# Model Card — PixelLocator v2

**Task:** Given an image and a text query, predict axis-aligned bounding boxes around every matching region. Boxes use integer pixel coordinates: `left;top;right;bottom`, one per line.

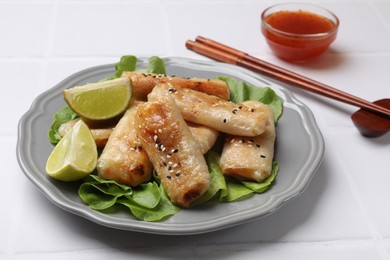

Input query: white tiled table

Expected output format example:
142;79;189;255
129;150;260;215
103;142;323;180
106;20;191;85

2;0;390;259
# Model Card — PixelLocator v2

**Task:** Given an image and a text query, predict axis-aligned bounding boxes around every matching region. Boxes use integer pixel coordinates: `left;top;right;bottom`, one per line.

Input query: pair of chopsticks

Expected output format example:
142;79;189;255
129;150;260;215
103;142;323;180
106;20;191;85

185;36;390;118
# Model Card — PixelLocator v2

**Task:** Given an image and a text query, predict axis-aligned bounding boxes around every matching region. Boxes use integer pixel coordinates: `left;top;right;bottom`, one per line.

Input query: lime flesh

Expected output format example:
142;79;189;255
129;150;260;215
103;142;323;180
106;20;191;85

46;120;97;181
64;77;132;120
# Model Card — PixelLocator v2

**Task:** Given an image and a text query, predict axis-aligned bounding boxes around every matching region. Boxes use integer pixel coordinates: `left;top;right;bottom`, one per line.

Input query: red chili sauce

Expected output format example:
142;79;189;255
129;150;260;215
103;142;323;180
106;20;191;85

262;10;338;61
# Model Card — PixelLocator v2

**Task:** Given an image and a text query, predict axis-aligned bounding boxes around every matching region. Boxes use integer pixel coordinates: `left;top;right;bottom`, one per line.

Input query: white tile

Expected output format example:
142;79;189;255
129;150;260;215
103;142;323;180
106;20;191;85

165;1;270;56
169;1;390;58
192;137;373;243
373;1;390;30
52;2;166;57
14;146;371;253
14;183;194;253
256;54;390;130
290;1;390;54
385;241;390;257
39;58;117;93
14;184;107;253
0;3;53;57
0;60;43;135
197;241;382;260
286;54;390;101
15;184;207;254
167;2;390;130
11;247;195;260
4;1;390;259
9;239;387;260
10;131;387;260
0;137;27;254
13;133;371;252
329;132;390;237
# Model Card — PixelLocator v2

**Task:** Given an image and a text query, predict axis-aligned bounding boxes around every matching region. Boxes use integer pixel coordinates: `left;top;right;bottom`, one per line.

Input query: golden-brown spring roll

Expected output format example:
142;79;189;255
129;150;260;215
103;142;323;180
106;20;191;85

121;71;230;100
186;122;219;154
97;101;153;187
58;119;114;147
219;101;276;182
148;83;269;137
59;119;217;153
135;95;210;208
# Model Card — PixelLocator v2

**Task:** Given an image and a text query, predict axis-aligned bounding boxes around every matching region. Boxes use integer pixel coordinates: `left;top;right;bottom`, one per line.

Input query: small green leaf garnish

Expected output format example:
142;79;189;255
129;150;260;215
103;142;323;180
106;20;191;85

48;106;79;144
115;55;137;77
146;56;166;75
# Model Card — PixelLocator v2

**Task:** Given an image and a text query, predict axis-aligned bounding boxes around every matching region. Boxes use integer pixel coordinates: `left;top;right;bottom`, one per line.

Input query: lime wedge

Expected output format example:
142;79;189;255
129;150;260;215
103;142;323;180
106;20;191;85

46;120;97;181
64;77;132;120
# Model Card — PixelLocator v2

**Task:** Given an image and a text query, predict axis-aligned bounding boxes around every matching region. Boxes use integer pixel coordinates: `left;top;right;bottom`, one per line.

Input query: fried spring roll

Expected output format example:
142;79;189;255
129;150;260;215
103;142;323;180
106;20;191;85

121;71;230;100
135;95;210;208
219;101;276;182
58;119;113;147
59;119;216;153
186;122;219;154
148;83;269;137
97;101;153;187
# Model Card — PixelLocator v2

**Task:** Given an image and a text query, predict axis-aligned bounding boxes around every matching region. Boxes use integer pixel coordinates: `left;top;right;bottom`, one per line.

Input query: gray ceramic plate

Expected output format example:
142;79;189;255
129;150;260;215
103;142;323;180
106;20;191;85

17;57;324;235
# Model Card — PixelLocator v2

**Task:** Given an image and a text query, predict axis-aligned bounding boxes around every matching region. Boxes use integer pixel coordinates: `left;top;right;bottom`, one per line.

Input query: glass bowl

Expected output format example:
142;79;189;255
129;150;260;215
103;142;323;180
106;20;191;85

261;3;339;62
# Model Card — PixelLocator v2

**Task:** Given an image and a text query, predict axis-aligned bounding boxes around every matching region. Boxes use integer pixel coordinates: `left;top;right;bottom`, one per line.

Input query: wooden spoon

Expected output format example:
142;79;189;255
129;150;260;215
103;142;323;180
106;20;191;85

351;99;390;137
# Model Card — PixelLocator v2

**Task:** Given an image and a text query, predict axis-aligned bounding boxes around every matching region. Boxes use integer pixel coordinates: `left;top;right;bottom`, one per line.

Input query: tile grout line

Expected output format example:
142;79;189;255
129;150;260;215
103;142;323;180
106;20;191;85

369;1;390;35
2;135;19;258
36;0;60;94
45;0;59;59
4;181;31;257
8;238;389;257
5;1;60;256
2;52;390;61
329;136;390;259
39;0;60;88
159;0;174;56
0;0;159;3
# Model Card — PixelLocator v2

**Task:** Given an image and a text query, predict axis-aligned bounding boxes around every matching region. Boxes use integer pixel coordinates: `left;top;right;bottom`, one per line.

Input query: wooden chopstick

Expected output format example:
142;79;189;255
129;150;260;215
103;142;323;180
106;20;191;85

185;36;390;118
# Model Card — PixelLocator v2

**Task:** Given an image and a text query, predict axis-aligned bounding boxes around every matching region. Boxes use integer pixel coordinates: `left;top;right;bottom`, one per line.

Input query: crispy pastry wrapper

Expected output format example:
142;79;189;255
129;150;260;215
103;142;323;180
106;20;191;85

135;95;210;208
97;101;153;187
122;71;230;101
220;101;276;183
148;83;269;137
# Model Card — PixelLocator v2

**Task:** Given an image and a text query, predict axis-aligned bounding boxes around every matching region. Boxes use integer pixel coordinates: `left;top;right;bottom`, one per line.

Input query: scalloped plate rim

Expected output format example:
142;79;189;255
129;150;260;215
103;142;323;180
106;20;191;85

17;56;324;235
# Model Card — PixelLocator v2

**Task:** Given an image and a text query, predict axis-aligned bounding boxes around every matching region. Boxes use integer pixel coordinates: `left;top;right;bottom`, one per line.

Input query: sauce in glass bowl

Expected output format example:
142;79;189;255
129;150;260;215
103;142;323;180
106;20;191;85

261;3;339;62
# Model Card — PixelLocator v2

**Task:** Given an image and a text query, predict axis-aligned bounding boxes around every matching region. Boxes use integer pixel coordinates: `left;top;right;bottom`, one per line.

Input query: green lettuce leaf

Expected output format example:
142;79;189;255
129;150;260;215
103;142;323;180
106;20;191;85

78;175;133;210
118;183;180;222
146;56;166;75
82;174;133;196
115;55;137;77
193;151;227;205
78;175;179;221
126;182;160;208
193;153;279;204
221;177;254;202
101;55;165;81
78;185;121;211
218;161;279;202
99;55;137;81
217;76;283;121
242;161;279;193
48;106;79;144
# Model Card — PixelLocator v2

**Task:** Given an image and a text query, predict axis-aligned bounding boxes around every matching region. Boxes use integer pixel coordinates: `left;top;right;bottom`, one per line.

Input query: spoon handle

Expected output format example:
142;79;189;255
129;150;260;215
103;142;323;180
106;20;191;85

187;37;390;118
